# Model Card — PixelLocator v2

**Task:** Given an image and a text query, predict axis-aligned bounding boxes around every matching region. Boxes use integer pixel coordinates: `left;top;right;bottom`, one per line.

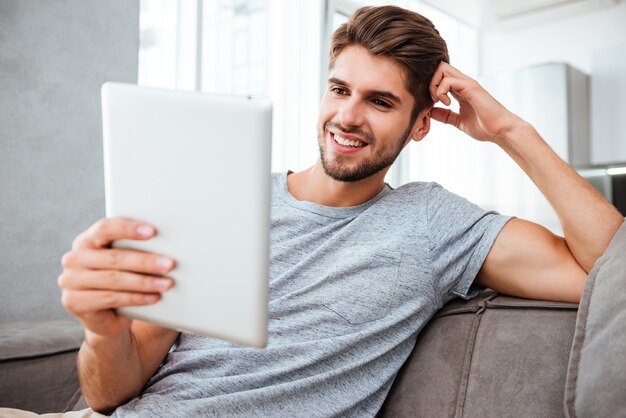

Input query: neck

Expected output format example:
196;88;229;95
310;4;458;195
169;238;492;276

287;160;388;207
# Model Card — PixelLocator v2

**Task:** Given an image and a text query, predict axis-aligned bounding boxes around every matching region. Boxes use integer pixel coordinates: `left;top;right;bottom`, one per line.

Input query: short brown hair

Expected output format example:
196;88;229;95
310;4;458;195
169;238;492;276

329;6;449;122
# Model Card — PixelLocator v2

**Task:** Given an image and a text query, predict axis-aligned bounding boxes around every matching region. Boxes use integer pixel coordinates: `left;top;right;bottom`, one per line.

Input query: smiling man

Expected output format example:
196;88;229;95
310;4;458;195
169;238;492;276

5;5;622;418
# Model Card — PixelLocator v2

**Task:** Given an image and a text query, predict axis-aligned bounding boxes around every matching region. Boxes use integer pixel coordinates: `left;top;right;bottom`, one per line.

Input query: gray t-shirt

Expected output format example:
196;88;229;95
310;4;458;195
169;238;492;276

113;172;511;417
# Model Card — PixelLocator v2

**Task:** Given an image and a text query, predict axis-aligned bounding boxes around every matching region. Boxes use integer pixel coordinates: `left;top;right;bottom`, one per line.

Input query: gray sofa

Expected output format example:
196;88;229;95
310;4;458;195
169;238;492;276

0;291;577;416
0;320;85;413
379;291;578;417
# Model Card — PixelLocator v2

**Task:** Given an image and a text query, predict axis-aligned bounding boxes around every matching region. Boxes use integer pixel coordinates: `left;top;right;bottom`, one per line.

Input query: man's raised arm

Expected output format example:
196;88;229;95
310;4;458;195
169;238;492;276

428;62;624;302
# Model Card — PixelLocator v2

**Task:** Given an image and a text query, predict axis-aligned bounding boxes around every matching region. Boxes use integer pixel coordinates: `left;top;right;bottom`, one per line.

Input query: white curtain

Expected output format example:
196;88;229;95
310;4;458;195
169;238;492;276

266;0;323;173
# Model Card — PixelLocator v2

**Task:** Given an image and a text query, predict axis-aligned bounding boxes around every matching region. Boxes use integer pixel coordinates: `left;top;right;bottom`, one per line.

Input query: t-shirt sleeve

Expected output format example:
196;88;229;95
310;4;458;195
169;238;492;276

426;183;512;305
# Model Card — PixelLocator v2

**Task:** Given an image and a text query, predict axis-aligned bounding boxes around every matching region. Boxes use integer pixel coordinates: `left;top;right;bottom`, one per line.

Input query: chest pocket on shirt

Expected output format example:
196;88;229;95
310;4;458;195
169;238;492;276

322;250;400;325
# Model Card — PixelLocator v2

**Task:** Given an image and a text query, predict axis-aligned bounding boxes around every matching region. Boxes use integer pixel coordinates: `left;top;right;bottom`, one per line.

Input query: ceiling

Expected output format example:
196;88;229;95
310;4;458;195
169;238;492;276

420;0;620;29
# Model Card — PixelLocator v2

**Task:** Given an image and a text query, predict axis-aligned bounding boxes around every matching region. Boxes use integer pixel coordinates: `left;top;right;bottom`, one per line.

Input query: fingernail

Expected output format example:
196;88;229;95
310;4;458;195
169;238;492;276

153;278;171;290
137;225;154;237
144;294;159;303
156;257;174;271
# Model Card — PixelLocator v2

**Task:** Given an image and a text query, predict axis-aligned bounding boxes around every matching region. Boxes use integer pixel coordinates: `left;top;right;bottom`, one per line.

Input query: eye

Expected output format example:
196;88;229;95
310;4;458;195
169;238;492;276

331;87;348;95
372;98;392;108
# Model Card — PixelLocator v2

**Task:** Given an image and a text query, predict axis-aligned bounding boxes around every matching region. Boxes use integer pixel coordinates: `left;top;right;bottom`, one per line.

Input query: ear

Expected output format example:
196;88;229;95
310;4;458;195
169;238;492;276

409;107;432;142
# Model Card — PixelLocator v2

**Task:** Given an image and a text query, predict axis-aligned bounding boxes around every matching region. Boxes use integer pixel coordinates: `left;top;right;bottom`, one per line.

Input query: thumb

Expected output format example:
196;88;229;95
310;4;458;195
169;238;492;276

431;107;460;128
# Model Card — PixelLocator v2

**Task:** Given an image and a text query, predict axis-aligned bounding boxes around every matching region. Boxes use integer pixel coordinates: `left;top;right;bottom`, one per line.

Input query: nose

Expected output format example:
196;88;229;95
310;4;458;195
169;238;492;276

338;97;365;128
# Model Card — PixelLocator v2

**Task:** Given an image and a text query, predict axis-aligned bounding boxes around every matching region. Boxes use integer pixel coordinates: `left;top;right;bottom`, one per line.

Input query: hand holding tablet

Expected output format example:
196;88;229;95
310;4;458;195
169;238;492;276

96;83;272;347
59;218;177;340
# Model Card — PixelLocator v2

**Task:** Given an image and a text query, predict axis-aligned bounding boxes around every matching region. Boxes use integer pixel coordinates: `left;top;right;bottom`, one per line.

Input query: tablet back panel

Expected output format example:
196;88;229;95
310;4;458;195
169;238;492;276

102;83;271;347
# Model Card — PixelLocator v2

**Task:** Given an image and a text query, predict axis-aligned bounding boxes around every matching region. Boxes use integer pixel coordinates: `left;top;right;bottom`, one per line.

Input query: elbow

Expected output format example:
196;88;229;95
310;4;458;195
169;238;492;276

582;216;625;273
79;373;140;414
579;255;598;275
82;394;120;415
82;390;136;415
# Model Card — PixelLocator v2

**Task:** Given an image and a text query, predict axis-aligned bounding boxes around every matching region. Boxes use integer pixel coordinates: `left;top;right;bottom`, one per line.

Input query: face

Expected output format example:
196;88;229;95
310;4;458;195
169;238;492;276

318;44;428;183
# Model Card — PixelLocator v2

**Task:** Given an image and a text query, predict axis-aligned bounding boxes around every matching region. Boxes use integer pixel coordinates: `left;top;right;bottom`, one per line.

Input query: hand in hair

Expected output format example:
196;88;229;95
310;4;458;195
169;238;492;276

428;62;526;145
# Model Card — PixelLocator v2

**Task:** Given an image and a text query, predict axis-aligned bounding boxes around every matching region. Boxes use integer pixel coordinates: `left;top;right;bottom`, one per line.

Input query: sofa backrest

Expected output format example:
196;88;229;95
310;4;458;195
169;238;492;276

0;0;139;321
379;291;578;418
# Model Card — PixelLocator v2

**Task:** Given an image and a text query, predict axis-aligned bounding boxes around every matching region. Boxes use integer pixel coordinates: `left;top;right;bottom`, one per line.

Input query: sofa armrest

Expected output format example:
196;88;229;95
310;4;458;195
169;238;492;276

0;320;84;413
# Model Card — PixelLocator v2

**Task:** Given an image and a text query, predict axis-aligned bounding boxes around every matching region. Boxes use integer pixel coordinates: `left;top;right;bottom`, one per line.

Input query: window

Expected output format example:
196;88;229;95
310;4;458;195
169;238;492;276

139;0;266;94
138;0;178;89
138;0;321;173
201;0;267;96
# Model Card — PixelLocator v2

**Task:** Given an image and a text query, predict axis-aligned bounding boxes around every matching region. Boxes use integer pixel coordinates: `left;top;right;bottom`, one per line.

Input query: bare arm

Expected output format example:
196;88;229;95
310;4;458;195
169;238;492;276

490;121;623;272
428;62;623;301
59;218;180;412
76;321;179;413
476;218;587;303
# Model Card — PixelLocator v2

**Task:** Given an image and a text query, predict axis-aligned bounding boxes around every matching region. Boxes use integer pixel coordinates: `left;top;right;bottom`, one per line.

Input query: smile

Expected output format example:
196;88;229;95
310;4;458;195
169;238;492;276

333;134;366;148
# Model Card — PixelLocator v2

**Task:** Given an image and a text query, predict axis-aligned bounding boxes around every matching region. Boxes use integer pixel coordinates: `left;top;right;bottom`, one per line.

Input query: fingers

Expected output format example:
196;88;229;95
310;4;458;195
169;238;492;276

431;107;460;128
60;217;178;335
432;76;476;106
58;269;174;294
73;218;156;250
62;248;175;276
429;62;475;105
62;289;162;316
434;77;454;106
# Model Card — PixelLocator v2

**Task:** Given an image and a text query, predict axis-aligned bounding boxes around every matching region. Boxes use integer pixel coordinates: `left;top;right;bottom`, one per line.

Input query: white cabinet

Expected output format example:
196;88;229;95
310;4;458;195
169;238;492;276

591;42;626;165
481;63;590;167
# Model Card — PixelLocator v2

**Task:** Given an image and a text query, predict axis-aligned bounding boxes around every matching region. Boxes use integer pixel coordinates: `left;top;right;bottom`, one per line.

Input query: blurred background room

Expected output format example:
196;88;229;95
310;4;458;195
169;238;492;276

1;1;625;412
138;0;626;235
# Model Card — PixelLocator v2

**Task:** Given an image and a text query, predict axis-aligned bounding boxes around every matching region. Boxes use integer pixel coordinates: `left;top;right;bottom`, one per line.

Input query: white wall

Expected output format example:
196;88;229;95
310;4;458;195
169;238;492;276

481;1;626;75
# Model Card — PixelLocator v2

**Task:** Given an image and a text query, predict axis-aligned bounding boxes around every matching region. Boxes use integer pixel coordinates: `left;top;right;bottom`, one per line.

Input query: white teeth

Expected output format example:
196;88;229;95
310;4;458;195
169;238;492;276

334;134;365;147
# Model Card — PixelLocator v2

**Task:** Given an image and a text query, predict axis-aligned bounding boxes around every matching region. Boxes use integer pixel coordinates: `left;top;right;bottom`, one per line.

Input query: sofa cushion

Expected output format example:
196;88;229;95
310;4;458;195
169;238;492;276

564;219;626;417
0;320;84;413
0;320;84;361
379;291;578;418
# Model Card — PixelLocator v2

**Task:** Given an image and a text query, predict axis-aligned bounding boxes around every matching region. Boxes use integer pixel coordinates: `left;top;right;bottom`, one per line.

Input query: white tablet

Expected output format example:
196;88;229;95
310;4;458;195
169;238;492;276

101;82;272;348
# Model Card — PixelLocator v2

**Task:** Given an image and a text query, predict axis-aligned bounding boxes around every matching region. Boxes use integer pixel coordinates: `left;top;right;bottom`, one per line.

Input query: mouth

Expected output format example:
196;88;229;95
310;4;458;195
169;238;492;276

329;132;368;154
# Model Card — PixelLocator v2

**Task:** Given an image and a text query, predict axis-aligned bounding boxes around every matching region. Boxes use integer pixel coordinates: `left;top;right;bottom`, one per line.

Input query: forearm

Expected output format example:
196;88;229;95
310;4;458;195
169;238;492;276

78;329;146;413
495;121;624;272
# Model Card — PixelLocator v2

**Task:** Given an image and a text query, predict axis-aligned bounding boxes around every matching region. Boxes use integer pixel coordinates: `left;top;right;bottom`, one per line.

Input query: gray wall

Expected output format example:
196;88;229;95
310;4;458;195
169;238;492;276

0;1;139;321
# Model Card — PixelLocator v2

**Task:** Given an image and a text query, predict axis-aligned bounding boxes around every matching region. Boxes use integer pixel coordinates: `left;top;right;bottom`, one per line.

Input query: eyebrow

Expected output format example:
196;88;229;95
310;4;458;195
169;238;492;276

328;77;403;105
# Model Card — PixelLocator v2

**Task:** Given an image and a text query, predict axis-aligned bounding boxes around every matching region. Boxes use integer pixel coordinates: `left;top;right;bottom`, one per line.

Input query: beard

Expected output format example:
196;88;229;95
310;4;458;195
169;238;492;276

318;121;413;183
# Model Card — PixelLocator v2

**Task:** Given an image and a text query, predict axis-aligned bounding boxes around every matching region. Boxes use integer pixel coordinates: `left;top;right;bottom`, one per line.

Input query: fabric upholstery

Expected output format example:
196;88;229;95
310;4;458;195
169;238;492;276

0;321;84;361
564;219;626;418
379;291;578;418
0;293;585;415
0;320;84;413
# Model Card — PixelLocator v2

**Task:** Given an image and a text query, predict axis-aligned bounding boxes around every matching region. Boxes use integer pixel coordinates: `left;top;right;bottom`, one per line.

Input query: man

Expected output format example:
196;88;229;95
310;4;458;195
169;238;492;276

27;5;624;417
